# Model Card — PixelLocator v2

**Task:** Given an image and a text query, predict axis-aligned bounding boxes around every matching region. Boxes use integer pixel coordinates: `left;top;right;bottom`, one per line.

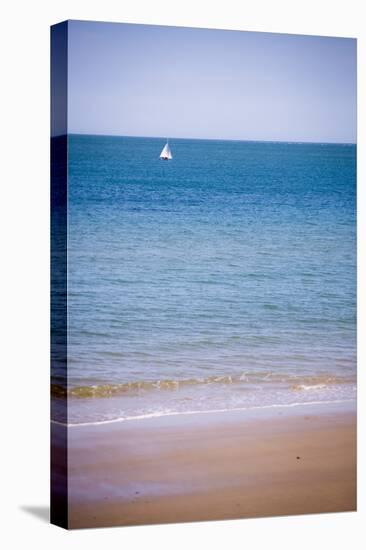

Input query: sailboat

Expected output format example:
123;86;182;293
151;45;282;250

160;140;173;160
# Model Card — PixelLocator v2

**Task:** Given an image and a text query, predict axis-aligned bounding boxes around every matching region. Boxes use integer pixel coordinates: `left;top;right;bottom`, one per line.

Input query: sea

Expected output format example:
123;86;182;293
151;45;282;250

51;135;356;425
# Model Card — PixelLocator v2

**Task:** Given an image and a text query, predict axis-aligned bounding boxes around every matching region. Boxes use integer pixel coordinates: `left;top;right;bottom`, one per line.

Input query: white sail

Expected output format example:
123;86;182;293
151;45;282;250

160;142;172;160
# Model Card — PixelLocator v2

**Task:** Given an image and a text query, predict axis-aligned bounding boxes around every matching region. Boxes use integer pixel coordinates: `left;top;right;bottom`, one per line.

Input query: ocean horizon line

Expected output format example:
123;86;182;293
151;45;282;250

52;132;356;146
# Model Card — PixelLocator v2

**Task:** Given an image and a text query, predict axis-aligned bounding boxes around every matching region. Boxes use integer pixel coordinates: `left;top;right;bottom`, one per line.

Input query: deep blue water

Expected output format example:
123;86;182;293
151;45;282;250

58;135;356;423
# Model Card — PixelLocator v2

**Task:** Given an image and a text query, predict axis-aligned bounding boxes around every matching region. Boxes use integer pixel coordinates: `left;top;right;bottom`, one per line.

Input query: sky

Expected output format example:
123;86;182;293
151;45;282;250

64;20;356;143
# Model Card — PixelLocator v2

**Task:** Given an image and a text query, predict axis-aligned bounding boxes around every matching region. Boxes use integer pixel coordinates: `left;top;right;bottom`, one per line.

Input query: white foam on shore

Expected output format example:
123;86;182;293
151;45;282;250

51;398;356;428
293;383;327;391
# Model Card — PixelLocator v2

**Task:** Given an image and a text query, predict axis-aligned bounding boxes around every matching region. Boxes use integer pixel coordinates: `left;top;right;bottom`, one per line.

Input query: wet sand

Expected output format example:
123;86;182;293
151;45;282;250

66;403;356;529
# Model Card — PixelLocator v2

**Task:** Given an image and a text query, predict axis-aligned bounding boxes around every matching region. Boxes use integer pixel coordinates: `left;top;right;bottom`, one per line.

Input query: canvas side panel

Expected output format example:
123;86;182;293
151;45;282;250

50;20;68;530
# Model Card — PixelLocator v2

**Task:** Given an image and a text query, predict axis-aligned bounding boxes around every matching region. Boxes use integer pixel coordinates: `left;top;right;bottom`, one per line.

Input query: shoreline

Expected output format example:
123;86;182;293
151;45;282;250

65;400;356;528
53;396;356;427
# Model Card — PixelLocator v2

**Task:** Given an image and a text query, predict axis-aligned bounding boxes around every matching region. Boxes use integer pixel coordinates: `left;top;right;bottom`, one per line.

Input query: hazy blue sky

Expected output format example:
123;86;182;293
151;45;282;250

66;20;356;143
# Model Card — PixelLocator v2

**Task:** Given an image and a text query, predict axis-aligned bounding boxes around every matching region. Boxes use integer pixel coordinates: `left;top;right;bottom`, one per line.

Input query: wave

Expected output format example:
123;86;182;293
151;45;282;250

291;383;327;391
51;371;355;399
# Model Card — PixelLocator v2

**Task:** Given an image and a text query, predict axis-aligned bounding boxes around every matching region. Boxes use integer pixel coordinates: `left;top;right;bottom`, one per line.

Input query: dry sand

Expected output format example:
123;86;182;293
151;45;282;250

66;403;356;529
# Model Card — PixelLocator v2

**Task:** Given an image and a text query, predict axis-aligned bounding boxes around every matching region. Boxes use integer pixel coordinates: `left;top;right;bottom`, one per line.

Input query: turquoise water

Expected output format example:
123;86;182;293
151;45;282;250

54;135;356;424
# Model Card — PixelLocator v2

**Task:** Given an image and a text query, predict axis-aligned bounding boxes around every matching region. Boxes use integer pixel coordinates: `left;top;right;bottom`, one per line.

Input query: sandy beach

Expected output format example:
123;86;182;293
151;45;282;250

64;402;356;529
